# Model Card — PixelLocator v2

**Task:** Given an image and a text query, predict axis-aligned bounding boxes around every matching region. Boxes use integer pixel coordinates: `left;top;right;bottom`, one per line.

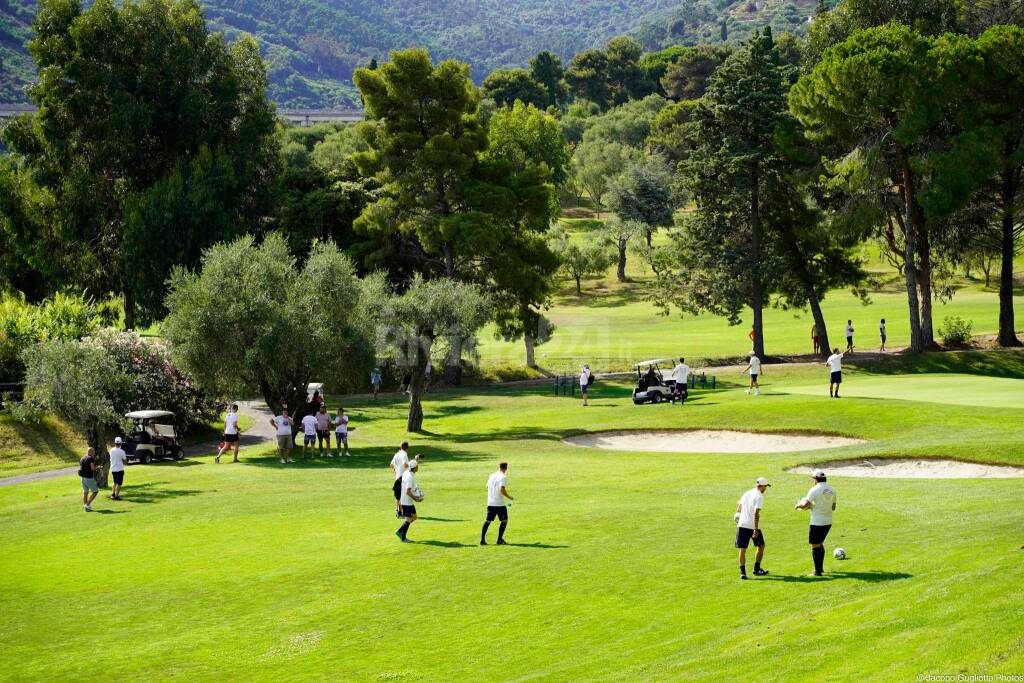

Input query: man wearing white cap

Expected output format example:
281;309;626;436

735;477;771;579
481;462;514;545
796;469;837;576
395;459;423;543
109;437;128;501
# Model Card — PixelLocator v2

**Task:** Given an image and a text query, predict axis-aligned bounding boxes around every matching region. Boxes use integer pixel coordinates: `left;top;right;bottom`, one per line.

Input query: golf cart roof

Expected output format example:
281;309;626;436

636;358;675;368
125;410;175;420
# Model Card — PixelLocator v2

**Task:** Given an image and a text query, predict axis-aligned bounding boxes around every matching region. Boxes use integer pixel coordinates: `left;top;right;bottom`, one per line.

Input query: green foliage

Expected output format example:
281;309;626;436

605;154;677;229
939;315;974;346
484;101;570;186
163;233;374;414
528;51;568;109
566;36;651;110
482;68;548;109
0;291;103;383
548;224;614;295
660;45;732;100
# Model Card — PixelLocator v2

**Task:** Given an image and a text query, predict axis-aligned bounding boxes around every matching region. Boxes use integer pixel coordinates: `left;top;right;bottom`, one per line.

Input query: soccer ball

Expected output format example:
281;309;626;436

833;547;846;560
413;486;424;500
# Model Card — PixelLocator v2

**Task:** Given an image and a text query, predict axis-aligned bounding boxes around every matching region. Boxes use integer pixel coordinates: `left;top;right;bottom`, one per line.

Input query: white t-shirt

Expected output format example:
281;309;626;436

879;323;886;336
224;412;239;435
391;450;409;481
826;353;843;372
487;471;507;507
736;487;763;529
335;414;349;433
580;369;591;387
748;356;761;375
301;415;318;436
273;416;292;436
672;363;691;384
846;324;854;337
400;470;418;505
109;447;127;473
806;482;837;526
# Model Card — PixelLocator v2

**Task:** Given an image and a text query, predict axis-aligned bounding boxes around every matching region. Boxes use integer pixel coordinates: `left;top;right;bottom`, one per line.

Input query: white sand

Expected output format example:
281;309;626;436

563;430;865;454
790;459;1024;479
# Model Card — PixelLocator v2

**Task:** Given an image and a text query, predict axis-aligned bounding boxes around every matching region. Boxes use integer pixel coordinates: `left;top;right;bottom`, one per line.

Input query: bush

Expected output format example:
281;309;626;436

0;292;103;383
939;316;974;347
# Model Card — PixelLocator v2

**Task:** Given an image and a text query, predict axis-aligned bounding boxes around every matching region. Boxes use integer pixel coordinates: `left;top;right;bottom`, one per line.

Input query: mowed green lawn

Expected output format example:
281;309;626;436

786;372;1024;408
1;352;1023;680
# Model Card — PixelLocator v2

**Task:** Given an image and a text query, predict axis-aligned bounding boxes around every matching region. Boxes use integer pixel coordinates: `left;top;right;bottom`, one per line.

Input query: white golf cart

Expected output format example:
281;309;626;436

122;410;183;463
632;359;678;405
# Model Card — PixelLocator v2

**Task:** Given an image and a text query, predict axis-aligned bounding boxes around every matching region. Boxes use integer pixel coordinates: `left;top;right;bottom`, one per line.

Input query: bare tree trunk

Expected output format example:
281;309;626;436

616;239;627;282
123;287;135;331
89;424;110;488
998;169;1022;346
524;332;536;368
443;337;463;386
575;275;582;295
407;342;430;432
897;149;924;352
916;213;937;349
778;221;831;357
750;175;765;359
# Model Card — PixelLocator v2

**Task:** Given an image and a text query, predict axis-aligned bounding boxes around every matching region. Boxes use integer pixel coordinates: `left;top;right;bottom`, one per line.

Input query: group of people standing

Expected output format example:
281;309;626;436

269;404;351;464
811;318;888;356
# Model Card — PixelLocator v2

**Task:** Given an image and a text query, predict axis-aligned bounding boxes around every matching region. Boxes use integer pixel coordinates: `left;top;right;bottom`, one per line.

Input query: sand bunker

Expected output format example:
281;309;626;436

563;430;865;454
790;459;1024;479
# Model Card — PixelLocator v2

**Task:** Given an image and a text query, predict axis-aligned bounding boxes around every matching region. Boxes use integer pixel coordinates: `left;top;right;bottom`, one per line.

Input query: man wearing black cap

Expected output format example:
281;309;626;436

735;477;771;579
796;469;837;576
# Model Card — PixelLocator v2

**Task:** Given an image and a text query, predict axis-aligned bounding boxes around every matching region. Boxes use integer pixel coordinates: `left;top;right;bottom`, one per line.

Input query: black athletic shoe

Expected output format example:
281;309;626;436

480;540;487;545
753;568;769;576
740;574;748;580
496;539;507;545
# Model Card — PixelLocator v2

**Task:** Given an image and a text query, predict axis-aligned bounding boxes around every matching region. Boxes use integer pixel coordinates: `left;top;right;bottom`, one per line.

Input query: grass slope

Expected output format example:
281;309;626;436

1;351;1022;679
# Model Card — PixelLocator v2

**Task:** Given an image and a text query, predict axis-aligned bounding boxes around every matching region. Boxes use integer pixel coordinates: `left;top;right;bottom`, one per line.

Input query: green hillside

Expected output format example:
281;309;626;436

0;0;816;107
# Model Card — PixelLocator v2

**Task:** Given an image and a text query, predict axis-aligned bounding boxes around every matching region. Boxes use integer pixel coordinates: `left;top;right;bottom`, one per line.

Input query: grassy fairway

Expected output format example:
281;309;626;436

786;373;1024;408
1;352;1023;680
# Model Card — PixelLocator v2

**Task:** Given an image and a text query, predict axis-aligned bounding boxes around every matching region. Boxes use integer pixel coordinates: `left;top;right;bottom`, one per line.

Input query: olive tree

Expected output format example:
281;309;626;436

163;233;374;415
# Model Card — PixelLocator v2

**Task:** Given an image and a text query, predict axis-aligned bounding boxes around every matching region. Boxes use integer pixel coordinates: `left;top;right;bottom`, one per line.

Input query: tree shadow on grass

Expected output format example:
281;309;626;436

119;481;204;505
762;570;912;584
241;445;492;470
147;459;202;468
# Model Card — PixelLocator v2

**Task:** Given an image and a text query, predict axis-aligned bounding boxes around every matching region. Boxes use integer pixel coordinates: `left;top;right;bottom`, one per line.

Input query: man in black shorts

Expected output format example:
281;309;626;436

796;469;837;576
396;459;423;543
390;442;411;518
734;477;770;579
481;462;514;545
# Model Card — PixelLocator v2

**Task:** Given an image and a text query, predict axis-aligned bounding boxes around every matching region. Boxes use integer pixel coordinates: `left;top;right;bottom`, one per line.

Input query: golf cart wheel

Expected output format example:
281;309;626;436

172;448;184;461
651;393;662;404
141;453;152;464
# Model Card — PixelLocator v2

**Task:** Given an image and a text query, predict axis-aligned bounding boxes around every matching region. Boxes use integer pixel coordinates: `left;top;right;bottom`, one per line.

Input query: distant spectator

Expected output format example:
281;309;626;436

879;318;887;352
301;411;318;459
270;409;294;464
315;405;331;457
335;407;350;457
79;447;100;512
811;323;819;356
370;368;382;400
742;351;762;396
216;403;241;464
109;437;127;501
580;364;592;407
845;320;854;353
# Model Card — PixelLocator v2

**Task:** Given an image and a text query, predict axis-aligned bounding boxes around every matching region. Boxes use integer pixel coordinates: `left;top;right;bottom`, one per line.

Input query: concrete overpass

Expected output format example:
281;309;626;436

0;104;363;126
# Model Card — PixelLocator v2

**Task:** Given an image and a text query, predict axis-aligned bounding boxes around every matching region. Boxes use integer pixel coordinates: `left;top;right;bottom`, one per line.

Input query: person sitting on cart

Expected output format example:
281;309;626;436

644;366;659;388
146;420;169;446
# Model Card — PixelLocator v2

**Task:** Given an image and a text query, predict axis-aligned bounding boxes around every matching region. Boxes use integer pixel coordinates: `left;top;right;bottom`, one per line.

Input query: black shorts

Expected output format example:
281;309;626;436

880;335;886;343
486;505;509;522
735;527;765;549
847;336;853;346
401;505;417;516
809;524;832;545
392;478;402;500
112;471;125;486
830;371;842;384
750;374;758;382
223;433;239;443
316;429;329;443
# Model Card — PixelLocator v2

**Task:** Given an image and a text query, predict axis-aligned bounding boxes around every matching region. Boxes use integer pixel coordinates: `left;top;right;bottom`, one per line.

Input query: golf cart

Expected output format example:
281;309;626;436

122;410;183;463
632;359;678;405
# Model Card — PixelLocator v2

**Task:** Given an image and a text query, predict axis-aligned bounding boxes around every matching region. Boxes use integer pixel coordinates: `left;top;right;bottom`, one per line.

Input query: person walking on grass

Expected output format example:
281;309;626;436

879;318;887;352
315;405;332;457
79;447;100;512
796;470;837;577
826;347;844;398
580;364;592;406
742;351;761;396
109;437;127;501
300;411;318;459
735;477;771;579
671;357;691;405
481;462;514;545
270;409;295;464
216;403;241;464
334;407;350;457
370;367;382;400
748;326;756;350
396;459;423;543
390;442;412;518
811;323;819;356
845;320;855;353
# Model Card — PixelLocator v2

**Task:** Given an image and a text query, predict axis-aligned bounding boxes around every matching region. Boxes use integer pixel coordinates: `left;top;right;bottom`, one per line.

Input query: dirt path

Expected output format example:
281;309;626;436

0;400;277;488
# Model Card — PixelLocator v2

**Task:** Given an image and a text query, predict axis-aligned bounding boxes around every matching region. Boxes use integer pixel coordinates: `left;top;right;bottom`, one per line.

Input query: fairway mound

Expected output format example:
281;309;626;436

563;430;865;454
789;459;1024;479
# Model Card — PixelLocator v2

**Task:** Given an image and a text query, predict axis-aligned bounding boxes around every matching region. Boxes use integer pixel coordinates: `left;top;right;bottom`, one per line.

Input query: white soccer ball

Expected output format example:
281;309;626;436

413;486;424;500
833;547;846;560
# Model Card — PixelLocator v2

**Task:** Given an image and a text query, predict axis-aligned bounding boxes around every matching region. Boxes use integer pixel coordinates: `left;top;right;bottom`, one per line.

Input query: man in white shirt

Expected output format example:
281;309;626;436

268;409;294;464
315;405;332;457
580;364;592;406
845;319;855;352
334;407;350;457
825;348;844;398
742;351;762;396
481;462;514;545
879;318;887;352
395;459;423;543
390;442;412;518
109;437;128;501
735;477;770;579
671;357;691;405
796;470;837;577
300;412;318;459
216;403;241;464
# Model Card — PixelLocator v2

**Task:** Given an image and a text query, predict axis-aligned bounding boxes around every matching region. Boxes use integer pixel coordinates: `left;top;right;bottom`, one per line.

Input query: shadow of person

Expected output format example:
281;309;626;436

500;542;569;549
412;539;477;548
761;570;911;584
94;509;128;515
416;517;467;523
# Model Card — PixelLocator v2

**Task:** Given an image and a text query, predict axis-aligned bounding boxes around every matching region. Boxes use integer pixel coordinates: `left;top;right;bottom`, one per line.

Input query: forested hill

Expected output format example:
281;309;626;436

0;0;817;108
